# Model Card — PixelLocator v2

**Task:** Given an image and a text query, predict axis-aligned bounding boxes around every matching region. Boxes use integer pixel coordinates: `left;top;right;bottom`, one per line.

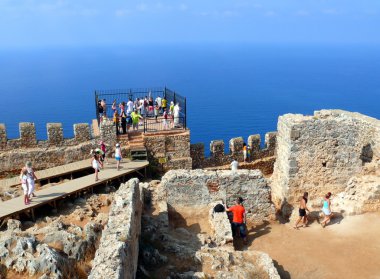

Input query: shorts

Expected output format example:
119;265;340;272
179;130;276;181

132;122;138;128
231;222;247;238
322;208;331;216
115;156;121;161
299;208;306;217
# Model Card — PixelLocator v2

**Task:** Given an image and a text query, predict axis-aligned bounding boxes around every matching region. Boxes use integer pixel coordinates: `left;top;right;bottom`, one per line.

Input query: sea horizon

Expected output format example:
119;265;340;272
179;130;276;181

1;43;380;153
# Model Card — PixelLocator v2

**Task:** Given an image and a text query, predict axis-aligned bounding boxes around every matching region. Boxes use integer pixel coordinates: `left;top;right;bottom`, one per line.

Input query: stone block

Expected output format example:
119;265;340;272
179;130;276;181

0;123;7;149
210;140;224;157
19;122;37;147
74;123;91;143
248;134;261;152
47;123;63;145
265;132;277;150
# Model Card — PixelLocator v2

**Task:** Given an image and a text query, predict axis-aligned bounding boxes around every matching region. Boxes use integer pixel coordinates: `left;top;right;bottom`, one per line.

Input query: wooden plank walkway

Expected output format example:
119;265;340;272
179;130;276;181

0;159;96;191
0;160;148;221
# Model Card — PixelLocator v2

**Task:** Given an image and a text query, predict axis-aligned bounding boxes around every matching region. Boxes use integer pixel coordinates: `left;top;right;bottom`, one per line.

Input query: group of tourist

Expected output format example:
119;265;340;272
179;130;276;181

222;191;335;245
90;141;123;181
294;191;333;229
97;95;181;134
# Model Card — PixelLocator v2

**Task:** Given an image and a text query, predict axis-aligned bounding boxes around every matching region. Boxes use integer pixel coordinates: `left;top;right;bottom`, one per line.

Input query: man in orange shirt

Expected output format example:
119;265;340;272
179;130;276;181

226;197;247;244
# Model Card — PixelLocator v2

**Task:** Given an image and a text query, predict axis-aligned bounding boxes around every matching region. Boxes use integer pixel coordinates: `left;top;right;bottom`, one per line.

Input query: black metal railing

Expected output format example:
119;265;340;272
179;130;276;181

144;116;186;133
95;87;187;134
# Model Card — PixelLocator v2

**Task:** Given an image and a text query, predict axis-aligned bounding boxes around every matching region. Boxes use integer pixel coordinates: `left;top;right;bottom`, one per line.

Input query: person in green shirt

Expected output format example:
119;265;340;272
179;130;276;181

161;97;167;113
131;109;143;131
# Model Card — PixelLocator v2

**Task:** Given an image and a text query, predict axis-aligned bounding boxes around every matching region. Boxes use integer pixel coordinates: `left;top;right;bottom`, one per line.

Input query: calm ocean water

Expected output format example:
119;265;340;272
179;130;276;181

1;44;380;153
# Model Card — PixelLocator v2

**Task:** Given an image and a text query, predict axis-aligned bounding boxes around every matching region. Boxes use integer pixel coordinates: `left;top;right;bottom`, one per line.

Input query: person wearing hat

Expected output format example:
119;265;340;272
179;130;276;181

115;143;122;171
226;197;247;244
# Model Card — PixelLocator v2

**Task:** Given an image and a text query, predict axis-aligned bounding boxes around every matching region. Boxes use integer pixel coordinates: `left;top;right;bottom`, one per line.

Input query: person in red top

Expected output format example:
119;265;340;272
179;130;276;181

226;197;247;244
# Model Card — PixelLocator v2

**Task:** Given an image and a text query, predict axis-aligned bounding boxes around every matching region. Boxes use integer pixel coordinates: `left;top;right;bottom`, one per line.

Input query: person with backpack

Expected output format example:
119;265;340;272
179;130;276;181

226;197;248;244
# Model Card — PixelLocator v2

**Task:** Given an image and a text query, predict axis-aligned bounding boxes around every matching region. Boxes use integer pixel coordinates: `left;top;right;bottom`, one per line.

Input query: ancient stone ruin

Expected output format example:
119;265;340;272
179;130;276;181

1;109;380;278
271;109;380;216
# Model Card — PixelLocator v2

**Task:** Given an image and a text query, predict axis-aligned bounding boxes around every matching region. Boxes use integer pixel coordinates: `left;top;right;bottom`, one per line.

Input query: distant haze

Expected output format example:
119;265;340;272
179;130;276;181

0;0;380;48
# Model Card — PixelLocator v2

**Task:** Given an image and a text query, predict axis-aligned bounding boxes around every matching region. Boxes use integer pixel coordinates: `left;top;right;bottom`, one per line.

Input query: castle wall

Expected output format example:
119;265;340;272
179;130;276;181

271;110;380;215
190;132;277;169
161;169;274;224
0;122;95;173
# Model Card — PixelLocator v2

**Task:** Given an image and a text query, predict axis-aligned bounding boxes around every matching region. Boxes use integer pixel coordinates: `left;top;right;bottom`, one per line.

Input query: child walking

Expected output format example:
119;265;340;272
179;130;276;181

20;168;30;205
115;143;122;170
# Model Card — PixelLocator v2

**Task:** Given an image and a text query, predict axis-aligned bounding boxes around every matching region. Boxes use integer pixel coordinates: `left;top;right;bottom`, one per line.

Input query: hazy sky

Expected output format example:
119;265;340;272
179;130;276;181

1;0;379;47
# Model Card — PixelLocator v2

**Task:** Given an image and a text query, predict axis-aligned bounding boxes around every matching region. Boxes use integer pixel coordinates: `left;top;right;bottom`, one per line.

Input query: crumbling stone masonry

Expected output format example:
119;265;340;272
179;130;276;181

89;178;143;279
271;110;380;215
143;131;192;171
0;122;96;173
160;169;275;224
190;132;277;169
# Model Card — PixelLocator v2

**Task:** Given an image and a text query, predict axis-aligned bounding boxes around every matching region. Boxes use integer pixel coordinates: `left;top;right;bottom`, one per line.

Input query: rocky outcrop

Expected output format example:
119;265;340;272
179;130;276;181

89;178;143;279
0;219;73;279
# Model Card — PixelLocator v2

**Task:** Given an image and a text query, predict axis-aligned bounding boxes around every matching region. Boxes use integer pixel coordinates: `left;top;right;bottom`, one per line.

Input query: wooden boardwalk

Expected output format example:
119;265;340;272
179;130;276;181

0;160;148;222
0;158;95;191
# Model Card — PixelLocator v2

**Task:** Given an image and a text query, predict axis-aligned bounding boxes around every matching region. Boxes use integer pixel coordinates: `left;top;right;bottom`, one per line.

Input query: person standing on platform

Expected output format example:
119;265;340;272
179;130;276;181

131;109;143;131
154;101;159;122
100;141;107;164
247;145;251;162
115;143;122;171
243;143;247;162
20;168;30;205
173;103;180;127
126;98;134;115
163;108;169;130
25;161;37;199
113;110;120;135
155;95;162;113
120;109;127;134
92;153;102;181
161;96;167;113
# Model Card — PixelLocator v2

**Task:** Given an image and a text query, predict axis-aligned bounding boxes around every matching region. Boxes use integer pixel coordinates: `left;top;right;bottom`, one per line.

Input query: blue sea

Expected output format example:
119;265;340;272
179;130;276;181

1;44;380;153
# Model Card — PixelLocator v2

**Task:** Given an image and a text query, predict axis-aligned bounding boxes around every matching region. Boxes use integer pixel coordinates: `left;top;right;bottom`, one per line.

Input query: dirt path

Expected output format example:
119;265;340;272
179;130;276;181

248;213;380;279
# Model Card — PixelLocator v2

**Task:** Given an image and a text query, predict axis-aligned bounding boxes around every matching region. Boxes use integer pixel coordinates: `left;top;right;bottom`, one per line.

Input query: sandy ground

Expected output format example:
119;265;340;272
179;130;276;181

248;213;380;279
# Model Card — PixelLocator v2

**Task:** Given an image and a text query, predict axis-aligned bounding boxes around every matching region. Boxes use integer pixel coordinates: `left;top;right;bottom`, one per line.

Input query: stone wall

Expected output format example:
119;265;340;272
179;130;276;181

271;110;380;215
161;169;274;224
190;132;277;169
144;131;192;171
89;178;143;279
0;121;96;173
